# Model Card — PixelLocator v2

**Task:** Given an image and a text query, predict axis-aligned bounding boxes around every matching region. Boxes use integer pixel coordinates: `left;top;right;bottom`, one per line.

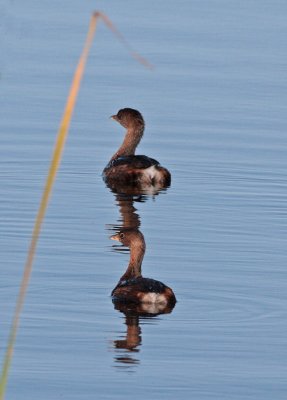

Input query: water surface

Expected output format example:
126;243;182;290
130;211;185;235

1;1;287;399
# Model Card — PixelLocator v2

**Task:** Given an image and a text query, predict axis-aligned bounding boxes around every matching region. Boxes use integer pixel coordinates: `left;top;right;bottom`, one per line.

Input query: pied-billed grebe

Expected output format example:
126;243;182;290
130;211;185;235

110;229;176;306
103;108;171;187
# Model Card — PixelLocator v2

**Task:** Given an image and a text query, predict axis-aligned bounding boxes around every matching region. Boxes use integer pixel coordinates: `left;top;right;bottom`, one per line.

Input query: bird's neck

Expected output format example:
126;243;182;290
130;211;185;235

119;242;145;281
111;125;144;161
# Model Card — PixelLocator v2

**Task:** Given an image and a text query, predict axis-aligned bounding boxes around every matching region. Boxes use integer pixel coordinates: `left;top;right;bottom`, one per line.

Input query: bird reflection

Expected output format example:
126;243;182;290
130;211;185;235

113;302;174;368
112;192;143;230
113;308;141;367
107;186;176;368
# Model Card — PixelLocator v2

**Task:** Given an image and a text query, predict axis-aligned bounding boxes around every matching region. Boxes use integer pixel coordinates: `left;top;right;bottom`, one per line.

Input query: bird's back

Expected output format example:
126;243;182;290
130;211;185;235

112;277;176;305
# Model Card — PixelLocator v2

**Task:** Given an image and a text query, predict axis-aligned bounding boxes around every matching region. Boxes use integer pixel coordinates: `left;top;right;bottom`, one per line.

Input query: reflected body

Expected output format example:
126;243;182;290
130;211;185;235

113;302;175;366
103;108;171;192
110;229;176;307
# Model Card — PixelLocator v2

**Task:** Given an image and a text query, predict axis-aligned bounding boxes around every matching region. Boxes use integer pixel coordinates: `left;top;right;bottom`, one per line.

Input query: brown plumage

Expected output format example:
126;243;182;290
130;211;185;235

110;229;176;307
103;108;171;189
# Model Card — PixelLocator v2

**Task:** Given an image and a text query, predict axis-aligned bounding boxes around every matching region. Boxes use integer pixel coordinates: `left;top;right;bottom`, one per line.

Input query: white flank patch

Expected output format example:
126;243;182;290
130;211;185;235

143;166;161;181
141;293;168;305
141;302;167;314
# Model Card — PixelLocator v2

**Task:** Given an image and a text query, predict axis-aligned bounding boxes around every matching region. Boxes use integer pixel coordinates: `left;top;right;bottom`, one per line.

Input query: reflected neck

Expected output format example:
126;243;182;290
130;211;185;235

120;240;145;281
111;125;144;161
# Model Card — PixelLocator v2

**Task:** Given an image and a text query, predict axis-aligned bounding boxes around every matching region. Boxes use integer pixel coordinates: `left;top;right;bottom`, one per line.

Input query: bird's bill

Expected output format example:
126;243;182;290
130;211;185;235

110;233;120;241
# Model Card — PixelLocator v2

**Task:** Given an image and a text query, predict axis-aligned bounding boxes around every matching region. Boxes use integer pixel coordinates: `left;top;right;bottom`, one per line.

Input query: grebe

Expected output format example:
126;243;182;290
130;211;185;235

103;108;171;188
110;229;176;306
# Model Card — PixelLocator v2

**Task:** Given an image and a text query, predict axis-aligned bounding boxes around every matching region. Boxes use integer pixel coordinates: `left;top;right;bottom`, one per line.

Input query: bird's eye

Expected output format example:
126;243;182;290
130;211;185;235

120;233;125;239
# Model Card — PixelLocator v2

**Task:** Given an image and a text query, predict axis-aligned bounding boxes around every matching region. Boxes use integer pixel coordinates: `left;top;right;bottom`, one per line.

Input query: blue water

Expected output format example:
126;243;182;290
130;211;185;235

1;1;287;399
